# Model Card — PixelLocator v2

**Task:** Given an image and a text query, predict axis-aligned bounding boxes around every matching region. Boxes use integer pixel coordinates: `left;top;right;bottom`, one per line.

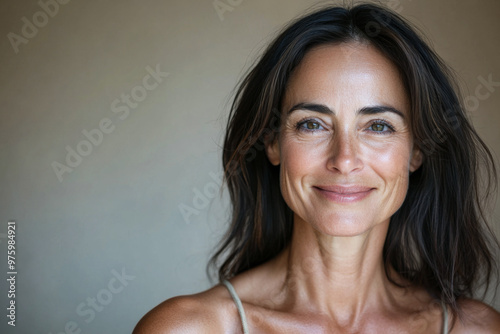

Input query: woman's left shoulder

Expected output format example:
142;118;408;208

450;299;500;333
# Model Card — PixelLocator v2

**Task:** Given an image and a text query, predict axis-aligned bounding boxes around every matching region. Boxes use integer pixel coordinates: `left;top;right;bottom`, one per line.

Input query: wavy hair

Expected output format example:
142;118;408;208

208;2;498;318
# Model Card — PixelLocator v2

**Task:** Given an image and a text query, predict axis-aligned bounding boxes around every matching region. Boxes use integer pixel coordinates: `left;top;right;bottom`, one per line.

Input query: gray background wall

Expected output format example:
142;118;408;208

0;0;499;333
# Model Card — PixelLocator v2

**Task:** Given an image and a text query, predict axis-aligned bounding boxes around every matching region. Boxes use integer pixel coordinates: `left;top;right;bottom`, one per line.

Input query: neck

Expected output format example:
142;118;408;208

277;214;396;324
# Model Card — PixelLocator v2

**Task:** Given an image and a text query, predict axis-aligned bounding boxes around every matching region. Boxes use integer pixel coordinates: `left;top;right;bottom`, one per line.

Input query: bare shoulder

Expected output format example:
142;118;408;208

133;283;239;334
450;299;500;333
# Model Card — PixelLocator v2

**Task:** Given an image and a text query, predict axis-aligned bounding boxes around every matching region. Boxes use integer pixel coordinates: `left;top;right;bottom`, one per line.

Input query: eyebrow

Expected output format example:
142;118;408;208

287;102;405;119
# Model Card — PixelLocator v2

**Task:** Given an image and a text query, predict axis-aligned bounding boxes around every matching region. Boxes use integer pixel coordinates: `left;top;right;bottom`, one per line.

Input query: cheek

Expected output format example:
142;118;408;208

278;138;326;211
279;138;327;178
364;136;413;174
367;142;413;206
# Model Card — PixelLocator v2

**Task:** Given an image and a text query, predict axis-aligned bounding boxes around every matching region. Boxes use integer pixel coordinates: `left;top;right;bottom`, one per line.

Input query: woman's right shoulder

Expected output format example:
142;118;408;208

133;282;239;334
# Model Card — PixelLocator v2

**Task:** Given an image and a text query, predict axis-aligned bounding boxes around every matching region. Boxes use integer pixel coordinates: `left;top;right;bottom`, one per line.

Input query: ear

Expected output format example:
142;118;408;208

265;135;280;166
409;145;423;172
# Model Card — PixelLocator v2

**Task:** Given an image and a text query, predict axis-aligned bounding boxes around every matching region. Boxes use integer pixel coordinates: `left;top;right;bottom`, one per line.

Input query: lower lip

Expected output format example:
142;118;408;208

314;187;374;203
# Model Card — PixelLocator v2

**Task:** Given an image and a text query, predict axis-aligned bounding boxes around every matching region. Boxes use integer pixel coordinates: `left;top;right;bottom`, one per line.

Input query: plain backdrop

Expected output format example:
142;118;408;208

0;0;499;332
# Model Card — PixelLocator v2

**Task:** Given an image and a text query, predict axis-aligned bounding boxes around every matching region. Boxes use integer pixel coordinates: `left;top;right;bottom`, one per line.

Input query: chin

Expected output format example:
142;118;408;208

316;223;374;237
309;213;380;237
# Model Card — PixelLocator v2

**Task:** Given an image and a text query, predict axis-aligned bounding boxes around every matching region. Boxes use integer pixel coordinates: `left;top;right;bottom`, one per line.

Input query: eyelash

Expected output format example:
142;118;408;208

366;118;396;134
295;118;396;134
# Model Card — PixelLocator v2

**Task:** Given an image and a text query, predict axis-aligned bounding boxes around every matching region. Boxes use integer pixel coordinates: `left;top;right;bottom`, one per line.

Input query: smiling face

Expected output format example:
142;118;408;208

266;42;423;236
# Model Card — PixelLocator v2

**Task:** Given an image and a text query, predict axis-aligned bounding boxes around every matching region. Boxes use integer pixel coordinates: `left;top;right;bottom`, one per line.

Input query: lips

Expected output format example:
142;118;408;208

314;185;374;193
313;185;374;203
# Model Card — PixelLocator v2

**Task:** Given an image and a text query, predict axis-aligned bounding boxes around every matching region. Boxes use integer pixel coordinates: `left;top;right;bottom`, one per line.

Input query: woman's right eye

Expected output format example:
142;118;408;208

297;119;323;131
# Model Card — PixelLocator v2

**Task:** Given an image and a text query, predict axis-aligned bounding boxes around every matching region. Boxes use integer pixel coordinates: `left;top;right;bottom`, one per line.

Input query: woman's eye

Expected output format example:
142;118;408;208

306;121;320;129
297;120;323;131
371;123;386;131
368;121;394;133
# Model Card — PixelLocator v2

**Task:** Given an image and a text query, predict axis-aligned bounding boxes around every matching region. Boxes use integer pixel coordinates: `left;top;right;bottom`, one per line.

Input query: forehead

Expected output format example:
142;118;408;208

283;42;409;115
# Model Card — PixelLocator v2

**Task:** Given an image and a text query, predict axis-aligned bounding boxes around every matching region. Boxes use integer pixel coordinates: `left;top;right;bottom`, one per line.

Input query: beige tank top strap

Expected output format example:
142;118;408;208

222;279;249;334
441;301;449;334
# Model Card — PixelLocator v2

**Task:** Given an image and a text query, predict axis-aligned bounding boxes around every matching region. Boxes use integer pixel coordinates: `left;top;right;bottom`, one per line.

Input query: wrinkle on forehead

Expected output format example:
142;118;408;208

282;42;409;120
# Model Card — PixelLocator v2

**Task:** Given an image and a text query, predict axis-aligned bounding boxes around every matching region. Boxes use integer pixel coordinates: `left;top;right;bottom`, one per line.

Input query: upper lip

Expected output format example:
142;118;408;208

314;185;374;194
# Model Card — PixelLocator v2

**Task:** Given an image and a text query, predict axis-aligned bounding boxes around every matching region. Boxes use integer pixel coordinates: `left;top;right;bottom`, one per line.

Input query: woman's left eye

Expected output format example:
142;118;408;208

368;121;394;133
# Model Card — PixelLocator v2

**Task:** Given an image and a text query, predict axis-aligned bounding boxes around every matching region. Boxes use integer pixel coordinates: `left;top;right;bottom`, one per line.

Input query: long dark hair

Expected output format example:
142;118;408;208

208;2;498;318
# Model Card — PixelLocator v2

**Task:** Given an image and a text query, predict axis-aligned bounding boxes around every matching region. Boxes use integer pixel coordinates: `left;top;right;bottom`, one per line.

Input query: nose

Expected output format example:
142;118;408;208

326;130;363;174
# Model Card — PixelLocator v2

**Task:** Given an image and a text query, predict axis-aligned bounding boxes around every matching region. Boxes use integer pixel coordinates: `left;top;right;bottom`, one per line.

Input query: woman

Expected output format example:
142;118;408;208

135;3;500;333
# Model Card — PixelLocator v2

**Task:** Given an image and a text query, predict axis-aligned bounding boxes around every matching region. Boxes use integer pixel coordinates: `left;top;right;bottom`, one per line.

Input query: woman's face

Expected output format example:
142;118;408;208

266;42;422;236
